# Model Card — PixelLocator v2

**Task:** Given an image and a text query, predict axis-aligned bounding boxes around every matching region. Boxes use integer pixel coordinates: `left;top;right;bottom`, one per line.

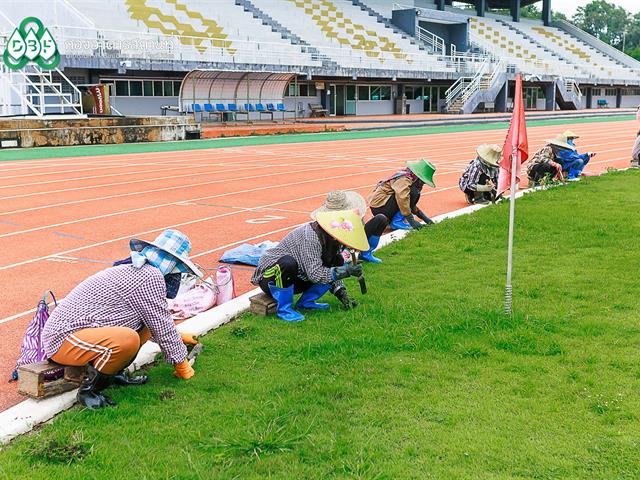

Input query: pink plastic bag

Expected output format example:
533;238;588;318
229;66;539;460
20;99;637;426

169;278;217;320
215;266;235;305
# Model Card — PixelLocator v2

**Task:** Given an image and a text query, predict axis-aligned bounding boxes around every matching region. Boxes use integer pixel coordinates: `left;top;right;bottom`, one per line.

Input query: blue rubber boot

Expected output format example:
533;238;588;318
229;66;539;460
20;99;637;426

296;283;331;310
390;211;411;230
360;235;382;263
268;283;305;322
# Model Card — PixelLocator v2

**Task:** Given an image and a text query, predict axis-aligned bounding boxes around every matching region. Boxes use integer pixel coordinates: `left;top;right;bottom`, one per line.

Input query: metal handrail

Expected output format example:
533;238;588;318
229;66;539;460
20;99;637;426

417;25;445;55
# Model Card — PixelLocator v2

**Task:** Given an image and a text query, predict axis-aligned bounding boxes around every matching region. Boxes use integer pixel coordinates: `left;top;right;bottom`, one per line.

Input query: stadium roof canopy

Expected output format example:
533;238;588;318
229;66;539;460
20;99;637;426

453;0;540;7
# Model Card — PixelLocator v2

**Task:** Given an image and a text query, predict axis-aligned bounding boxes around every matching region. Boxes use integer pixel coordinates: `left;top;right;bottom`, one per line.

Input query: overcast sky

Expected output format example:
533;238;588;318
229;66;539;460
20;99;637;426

553;0;640;17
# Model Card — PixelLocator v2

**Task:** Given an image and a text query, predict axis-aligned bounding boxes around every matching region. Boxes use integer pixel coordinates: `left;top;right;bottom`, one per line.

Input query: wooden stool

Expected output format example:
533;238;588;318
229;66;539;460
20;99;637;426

17;361;86;399
249;292;277;316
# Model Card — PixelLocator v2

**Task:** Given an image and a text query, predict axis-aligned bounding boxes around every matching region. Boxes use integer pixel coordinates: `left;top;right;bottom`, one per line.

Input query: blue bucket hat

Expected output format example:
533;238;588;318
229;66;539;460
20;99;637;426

129;229;203;278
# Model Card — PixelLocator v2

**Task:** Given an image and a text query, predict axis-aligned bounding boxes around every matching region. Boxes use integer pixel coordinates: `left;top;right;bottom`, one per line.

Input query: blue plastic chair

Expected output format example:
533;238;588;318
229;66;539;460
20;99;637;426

255;103;273;120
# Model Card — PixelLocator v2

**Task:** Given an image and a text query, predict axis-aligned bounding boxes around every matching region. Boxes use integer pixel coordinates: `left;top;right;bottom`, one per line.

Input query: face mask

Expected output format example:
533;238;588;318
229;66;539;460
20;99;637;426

164;273;182;299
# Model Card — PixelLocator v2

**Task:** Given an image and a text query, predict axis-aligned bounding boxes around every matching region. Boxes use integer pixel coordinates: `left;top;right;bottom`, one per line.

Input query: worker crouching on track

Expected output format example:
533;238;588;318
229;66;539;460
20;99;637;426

311;190;388;264
459;144;501;205
251;210;368;322
42;230;201;410
555;130;596;181
368;159;436;231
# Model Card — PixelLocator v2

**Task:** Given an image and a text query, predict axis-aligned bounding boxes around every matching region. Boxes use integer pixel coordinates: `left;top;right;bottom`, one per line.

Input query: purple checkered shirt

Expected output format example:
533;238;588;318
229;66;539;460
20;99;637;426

42;264;187;365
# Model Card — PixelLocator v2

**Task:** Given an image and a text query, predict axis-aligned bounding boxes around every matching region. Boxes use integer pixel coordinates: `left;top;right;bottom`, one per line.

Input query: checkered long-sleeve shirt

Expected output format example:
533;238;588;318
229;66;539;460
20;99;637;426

42;264;187;365
251;223;343;288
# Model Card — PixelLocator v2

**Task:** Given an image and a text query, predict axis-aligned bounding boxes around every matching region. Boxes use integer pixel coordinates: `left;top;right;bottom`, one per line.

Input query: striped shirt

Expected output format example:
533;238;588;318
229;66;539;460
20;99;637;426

251;223;343;288
459;157;498;192
42;264;187;365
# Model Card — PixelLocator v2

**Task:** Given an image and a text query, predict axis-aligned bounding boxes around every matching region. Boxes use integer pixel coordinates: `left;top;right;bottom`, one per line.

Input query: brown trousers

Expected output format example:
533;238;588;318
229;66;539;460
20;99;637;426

51;327;151;375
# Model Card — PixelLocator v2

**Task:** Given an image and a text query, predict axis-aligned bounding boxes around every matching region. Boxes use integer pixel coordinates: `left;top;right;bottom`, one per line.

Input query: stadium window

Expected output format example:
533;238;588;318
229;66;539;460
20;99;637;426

591;88;601;96
308;84;317;96
129;81;143;96
115;80;129;96
154;81;164;96
287;84;297;96
174;81;182;94
380;86;391;101
143;80;153;96
299;84;309;96
346;85;356;101
358;85;370;101
605;88;617;96
370;86;382;101
164;81;174;97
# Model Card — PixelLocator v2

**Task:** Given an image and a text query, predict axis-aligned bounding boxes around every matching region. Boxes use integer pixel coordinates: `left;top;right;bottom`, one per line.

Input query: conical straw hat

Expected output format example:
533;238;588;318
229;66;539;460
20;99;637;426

406;159;436;188
315;210;369;251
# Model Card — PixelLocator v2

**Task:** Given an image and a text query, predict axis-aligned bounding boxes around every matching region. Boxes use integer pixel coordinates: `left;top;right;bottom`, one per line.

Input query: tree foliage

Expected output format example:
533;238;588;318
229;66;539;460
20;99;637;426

572;0;630;49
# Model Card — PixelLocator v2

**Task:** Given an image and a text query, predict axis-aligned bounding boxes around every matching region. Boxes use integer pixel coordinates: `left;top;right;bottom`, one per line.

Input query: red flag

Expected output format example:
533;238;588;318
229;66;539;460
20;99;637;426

497;74;528;195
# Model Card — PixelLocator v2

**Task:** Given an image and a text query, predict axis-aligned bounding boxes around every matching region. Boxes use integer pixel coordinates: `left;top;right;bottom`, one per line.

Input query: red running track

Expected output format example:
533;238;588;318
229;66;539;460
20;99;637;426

0;119;635;411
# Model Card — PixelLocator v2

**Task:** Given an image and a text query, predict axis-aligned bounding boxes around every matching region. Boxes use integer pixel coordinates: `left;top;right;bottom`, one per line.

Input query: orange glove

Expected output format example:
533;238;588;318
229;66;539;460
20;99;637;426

173;360;195;379
179;332;198;346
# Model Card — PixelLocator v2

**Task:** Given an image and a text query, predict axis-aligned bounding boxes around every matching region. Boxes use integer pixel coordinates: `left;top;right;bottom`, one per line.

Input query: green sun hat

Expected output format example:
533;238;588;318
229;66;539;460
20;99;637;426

315;210;370;252
407;159;436;188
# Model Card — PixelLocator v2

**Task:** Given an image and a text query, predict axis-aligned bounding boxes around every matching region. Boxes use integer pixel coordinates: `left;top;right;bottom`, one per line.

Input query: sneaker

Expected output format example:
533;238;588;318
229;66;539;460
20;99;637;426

567;177;581;182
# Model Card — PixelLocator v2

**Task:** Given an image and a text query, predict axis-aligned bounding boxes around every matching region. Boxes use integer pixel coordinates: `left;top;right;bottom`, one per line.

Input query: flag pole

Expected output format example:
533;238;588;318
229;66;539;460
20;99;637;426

504;148;518;316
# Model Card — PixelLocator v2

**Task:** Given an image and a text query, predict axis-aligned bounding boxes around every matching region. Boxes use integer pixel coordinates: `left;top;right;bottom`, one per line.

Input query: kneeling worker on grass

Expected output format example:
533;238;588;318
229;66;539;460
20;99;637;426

312;190;388;264
368;159;436;231
42;230;201;410
459;144;501;205
251;210;368;322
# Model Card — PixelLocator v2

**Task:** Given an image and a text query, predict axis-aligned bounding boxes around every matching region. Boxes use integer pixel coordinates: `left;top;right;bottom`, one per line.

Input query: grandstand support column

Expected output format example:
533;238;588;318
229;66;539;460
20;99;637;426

510;0;521;22
542;0;552;26
616;88;622;108
586;88;593;109
545;82;556;111
476;0;486;17
436;0;445;11
495;80;508;113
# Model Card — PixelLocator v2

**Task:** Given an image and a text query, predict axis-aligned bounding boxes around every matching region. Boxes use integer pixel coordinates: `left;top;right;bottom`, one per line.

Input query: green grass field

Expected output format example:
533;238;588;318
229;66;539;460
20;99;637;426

1;171;639;479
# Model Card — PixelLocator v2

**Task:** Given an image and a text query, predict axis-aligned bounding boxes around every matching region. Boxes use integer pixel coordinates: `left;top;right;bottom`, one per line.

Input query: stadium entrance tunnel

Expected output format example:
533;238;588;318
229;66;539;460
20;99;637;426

179;70;297;115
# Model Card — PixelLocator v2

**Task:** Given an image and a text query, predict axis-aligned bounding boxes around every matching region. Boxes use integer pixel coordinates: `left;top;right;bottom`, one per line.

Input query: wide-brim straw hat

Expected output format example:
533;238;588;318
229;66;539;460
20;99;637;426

476;144;502;167
562;129;579;139
548;134;576;151
407;159;436;188
130;229;203;277
316;210;369;251
311;190;367;220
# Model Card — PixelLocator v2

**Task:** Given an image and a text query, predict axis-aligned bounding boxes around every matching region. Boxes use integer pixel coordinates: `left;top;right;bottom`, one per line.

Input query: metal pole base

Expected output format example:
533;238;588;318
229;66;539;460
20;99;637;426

504;284;513;316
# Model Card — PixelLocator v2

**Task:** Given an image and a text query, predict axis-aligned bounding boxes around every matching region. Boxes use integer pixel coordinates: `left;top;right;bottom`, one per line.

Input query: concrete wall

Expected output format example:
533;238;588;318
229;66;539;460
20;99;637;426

111;96;180;116
353;100;395;115
419;21;468;53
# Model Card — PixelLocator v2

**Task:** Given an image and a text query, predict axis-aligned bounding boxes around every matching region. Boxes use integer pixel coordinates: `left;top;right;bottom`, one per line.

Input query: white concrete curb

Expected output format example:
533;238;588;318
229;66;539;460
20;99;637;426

0;182;565;444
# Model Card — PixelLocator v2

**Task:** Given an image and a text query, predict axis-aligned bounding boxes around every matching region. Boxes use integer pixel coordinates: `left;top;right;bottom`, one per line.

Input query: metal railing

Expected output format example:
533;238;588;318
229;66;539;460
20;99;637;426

417;25;445;55
445;58;505;112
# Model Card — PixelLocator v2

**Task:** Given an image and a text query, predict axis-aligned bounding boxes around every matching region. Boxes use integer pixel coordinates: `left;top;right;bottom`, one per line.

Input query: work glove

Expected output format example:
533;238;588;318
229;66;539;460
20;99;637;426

476;184;492;192
405;214;423;230
173;360;195;379
415;209;434;225
332;286;358;309
179;332;199;346
331;262;363;281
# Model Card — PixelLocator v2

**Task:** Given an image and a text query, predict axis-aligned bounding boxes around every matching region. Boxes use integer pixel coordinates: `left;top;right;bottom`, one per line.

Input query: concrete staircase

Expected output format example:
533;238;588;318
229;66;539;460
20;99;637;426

445;59;506;114
233;0;339;69
555;78;582;110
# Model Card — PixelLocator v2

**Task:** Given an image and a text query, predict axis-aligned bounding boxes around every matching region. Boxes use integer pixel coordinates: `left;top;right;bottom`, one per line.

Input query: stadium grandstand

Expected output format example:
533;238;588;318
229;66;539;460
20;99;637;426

2;0;640;119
